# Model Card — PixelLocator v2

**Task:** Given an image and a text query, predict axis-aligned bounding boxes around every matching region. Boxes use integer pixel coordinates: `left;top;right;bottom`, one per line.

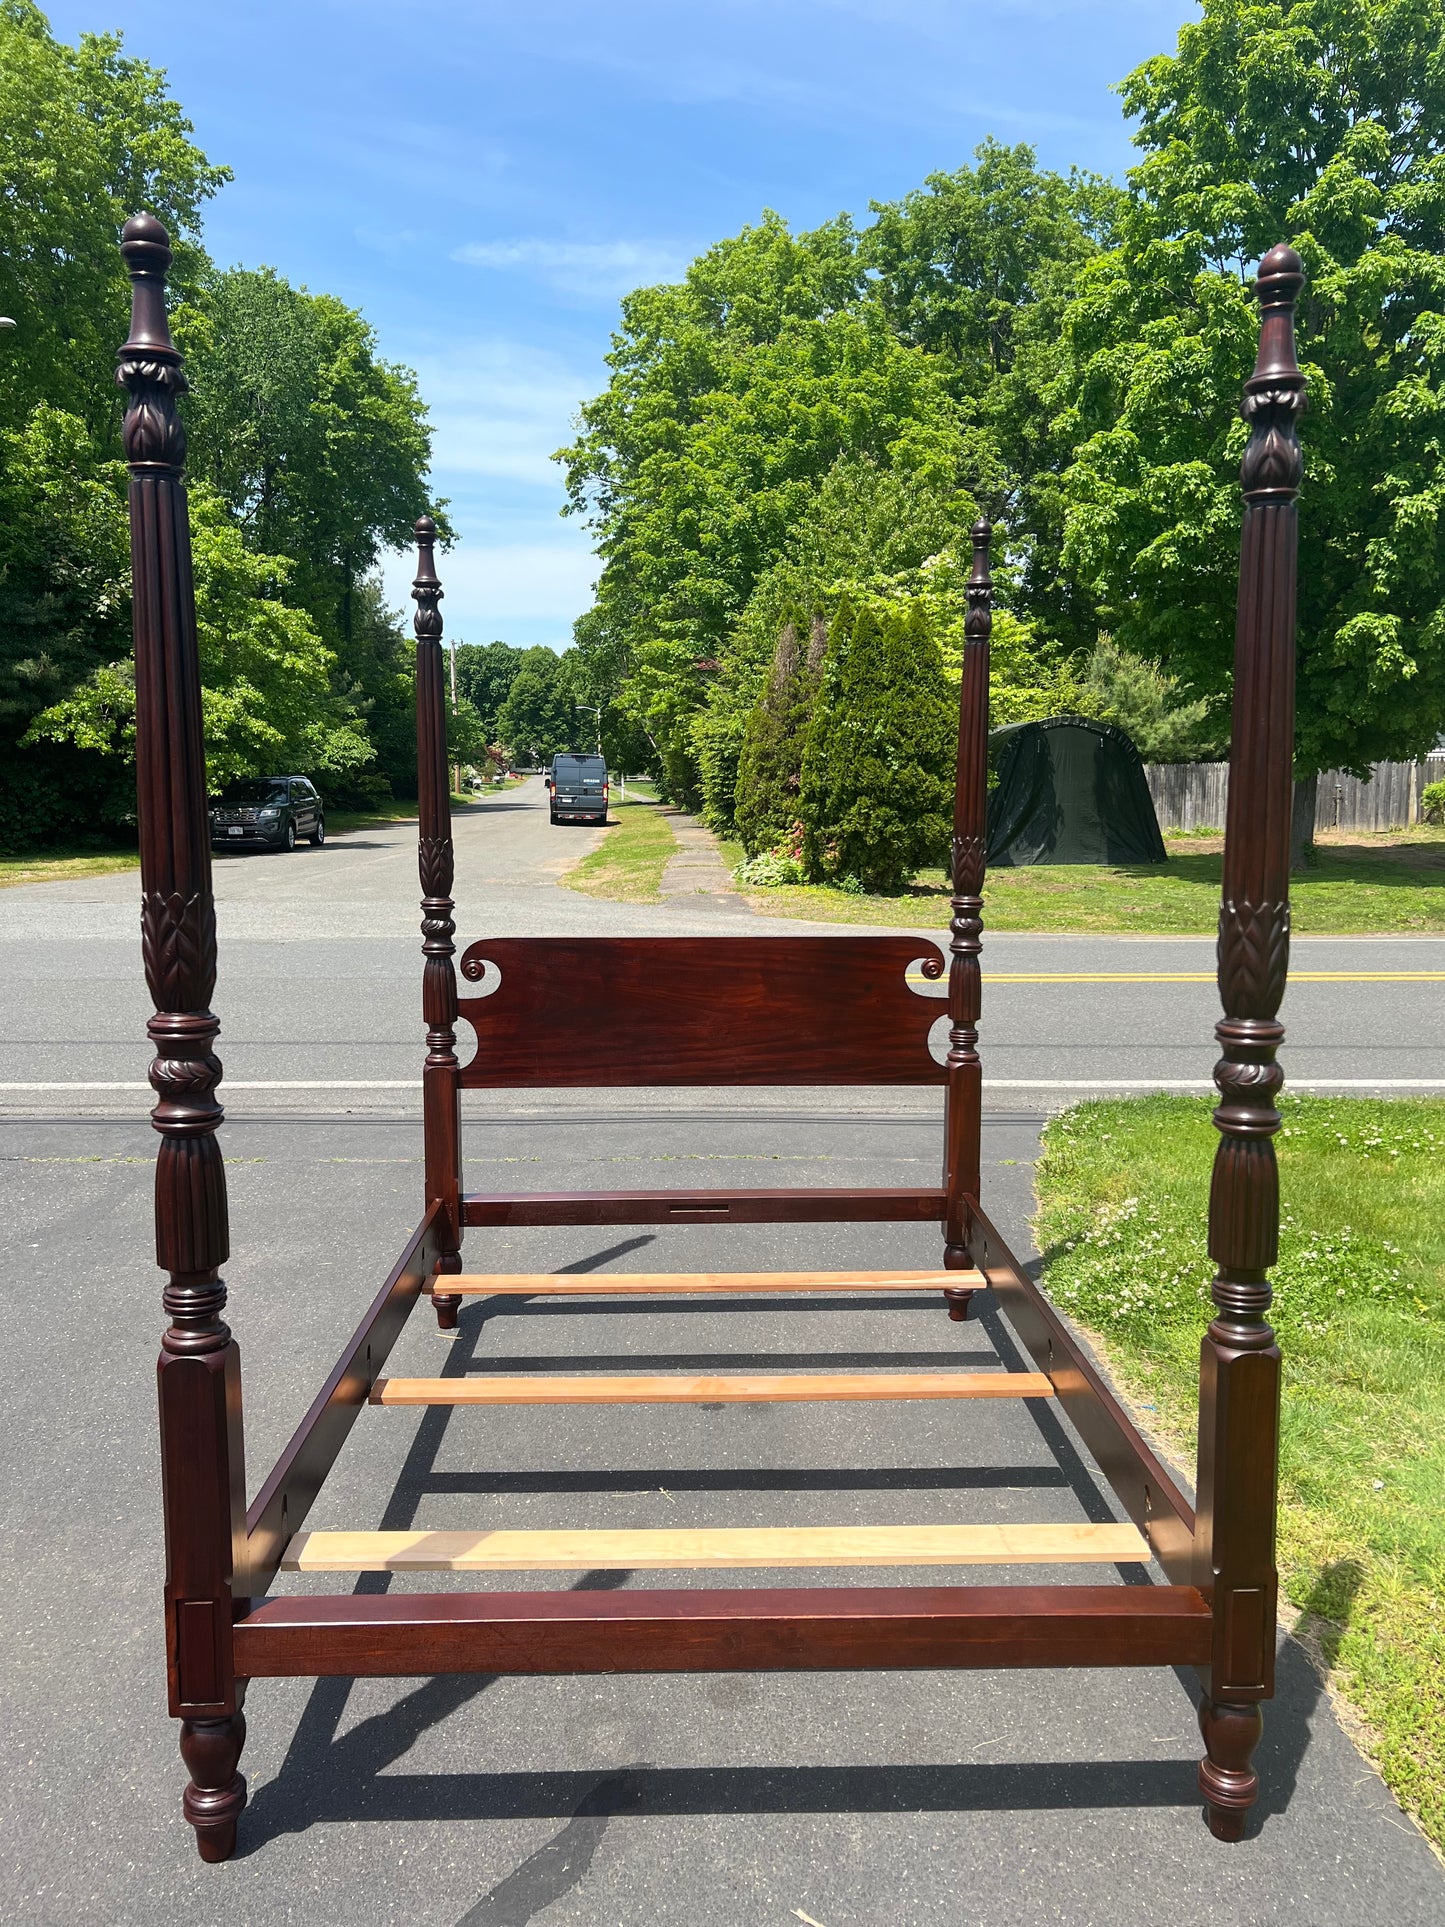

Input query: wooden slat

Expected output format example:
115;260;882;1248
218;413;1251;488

435;1269;981;1297
244;1203;445;1595
281;1522;1149;1572
370;1371;1052;1407
969;1203;1197;1585
236;1584;1213;1676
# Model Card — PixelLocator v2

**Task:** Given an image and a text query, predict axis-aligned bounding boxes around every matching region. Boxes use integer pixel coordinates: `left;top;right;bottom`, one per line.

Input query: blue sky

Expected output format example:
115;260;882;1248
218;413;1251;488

50;0;1197;648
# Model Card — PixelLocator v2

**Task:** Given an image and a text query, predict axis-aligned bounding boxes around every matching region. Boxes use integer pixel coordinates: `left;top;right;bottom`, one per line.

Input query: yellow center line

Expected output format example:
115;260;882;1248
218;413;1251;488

906;970;1445;985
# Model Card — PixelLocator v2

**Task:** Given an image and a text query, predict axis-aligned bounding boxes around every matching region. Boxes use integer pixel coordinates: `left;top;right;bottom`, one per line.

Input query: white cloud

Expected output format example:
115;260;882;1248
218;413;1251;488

400;336;594;487
381;533;598;638
452;237;688;300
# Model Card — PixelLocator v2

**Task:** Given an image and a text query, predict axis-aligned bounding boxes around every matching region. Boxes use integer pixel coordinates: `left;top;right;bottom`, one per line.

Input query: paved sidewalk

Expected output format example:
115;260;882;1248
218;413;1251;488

659;806;747;903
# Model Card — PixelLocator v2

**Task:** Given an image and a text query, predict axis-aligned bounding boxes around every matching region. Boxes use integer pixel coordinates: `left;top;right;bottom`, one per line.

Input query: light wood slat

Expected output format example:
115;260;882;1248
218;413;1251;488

371;1371;1052;1407
281;1522;1149;1572
432;1269;982;1297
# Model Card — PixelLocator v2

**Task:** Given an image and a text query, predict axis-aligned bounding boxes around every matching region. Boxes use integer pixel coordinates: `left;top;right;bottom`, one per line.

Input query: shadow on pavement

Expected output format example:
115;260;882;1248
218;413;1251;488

241;1239;1327;1863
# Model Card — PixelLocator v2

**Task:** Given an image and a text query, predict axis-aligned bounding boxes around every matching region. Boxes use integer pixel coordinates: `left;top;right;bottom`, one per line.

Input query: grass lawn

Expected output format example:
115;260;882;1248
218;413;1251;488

0;849;140;889
560;794;677;902
734;827;1445;934
1033;1094;1445;1847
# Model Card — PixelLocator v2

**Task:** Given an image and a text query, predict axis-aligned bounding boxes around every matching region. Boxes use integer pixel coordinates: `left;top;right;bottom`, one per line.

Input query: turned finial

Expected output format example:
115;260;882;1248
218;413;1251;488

1241;245;1306;503
118;213;187;468
412;514;444;642
965;520;993;642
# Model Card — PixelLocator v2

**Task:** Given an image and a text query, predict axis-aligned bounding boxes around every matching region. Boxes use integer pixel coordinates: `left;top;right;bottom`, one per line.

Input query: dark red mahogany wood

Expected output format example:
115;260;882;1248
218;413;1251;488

456;936;947;1086
460;1186;947;1227
132;222;1298;1861
233;1585;1213;1678
1195;243;1304;1840
413;518;463;1329
121;214;247;1861
942;519;992;1319
969;1201;1196;1584
245;1205;444;1592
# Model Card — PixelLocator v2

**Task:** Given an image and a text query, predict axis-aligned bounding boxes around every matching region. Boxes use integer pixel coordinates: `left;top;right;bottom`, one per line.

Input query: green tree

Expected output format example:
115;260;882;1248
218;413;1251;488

26;489;373;822
1078;636;1219;762
861;140;1123;655
1054;0;1445;807
558;214;966;799
0;0;227;442
734;607;811;855
495;653;576;765
799;599;955;891
180;268;445;657
454;639;525;740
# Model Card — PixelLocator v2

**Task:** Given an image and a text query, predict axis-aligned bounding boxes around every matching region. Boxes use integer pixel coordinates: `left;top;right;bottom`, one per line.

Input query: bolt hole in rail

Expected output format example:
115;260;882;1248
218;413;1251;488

120;212;1302;1860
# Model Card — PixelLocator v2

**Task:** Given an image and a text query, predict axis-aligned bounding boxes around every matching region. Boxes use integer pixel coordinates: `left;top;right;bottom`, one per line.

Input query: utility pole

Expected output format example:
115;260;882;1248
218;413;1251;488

449;639;461;795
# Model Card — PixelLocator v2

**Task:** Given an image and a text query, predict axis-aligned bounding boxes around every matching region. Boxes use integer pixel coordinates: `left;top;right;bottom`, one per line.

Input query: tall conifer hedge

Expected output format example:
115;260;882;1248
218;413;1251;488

799;597;954;891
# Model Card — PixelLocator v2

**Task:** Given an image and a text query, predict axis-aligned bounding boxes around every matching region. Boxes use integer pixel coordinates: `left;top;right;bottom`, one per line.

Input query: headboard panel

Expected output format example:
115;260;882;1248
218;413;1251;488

456;936;947;1087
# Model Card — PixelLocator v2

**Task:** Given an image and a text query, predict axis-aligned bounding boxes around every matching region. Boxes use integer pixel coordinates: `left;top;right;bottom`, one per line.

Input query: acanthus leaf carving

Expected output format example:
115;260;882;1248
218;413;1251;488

141;890;217;1013
1217;898;1289;1020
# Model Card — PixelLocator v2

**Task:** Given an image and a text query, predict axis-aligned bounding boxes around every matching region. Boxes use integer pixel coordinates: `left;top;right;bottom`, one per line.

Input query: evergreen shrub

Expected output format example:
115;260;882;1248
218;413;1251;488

799;596;954;892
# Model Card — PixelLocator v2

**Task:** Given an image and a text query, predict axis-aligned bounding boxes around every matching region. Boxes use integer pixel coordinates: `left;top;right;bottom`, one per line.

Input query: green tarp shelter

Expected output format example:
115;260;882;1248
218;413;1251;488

986;716;1166;867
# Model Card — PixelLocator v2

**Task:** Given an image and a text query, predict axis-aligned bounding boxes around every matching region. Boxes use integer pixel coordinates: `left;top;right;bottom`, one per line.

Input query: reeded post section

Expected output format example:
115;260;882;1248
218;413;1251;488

121;213;247;1860
414;515;463;1328
1196;244;1305;1841
942;520;993;1318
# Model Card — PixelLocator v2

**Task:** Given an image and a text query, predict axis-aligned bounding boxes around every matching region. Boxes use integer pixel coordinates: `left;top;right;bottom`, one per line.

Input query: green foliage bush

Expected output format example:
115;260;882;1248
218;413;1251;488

799;598;955;891
0;5;441;849
1076;635;1219;763
1421;781;1445;826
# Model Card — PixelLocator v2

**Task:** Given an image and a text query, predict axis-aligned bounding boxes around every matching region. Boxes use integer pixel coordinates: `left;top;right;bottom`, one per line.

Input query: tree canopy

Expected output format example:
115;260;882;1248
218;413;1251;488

0;3;441;846
1054;0;1445;776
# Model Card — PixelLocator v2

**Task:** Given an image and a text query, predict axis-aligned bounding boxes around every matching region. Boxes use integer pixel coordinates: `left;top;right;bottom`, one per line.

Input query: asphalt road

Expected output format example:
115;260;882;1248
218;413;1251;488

1;780;1441;1923
1;775;1443;1110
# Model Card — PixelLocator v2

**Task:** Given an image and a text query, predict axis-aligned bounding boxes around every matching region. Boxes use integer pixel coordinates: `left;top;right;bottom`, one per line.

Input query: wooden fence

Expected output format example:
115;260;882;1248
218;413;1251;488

1146;755;1445;834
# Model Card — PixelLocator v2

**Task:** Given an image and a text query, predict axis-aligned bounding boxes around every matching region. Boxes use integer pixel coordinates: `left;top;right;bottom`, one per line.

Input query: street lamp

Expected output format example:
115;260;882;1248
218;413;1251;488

575;703;601;754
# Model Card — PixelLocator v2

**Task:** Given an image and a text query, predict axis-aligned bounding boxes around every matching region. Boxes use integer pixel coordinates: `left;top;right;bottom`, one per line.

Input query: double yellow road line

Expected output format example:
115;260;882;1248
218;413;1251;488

908;970;1445;985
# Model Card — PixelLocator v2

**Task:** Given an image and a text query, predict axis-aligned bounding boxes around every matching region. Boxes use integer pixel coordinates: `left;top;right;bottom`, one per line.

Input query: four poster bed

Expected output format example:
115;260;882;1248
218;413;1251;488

119;211;1304;1860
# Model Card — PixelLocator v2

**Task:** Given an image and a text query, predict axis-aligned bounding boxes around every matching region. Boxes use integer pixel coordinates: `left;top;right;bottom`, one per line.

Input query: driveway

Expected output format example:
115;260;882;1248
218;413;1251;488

0;779;1440;1923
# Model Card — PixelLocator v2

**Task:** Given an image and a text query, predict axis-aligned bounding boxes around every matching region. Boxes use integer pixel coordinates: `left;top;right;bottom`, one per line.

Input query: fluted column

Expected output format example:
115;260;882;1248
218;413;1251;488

121;212;247;1862
413;516;464;1327
1196;244;1306;1841
942;521;993;1318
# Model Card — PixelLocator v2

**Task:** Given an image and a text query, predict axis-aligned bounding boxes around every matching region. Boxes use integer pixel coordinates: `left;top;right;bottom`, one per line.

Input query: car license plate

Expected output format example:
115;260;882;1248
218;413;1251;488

228;827;242;835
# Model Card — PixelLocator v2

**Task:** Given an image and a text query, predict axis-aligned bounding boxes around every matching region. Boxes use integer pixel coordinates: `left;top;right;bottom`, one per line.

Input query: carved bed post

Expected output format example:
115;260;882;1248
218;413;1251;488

414;515;464;1328
1195;244;1305;1840
942;520;993;1319
120;214;248;1862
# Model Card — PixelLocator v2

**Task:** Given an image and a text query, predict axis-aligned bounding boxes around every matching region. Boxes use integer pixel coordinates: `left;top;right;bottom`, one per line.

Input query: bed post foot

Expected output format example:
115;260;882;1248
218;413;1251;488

180;1708;247;1862
433;1252;462;1331
1198;1694;1261;1840
943;1242;974;1320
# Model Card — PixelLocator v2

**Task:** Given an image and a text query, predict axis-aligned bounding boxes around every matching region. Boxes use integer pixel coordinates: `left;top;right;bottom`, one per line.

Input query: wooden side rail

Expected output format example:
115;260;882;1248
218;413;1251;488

371;1371;1052;1405
244;1205;445;1593
969;1204;1196;1585
435;1269;982;1296
461;1187;947;1227
280;1523;1149;1571
234;1584;1214;1677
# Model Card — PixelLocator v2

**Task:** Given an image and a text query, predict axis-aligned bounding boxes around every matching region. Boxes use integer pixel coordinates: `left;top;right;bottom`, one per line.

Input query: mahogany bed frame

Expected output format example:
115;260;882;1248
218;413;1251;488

120;213;1304;1860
